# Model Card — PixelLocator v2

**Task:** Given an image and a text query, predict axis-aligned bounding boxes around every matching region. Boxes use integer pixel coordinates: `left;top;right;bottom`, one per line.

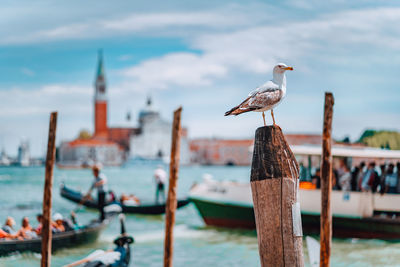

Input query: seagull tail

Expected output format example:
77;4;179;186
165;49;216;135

224;106;255;116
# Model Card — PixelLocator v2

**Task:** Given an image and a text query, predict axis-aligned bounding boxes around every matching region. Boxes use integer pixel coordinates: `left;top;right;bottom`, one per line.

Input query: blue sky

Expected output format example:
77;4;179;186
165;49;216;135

1;0;400;156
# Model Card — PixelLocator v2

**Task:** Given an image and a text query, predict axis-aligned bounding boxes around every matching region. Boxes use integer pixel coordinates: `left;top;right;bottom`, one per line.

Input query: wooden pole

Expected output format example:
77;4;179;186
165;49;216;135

164;107;182;267
320;92;334;267
41;112;58;267
250;125;304;267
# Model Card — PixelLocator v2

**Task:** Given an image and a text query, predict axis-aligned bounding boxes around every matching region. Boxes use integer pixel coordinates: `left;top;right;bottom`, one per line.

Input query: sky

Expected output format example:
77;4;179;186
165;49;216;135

1;0;400;157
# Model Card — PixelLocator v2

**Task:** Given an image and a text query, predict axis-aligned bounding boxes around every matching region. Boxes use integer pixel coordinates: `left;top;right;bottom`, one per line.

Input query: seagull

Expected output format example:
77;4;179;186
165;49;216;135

225;63;293;126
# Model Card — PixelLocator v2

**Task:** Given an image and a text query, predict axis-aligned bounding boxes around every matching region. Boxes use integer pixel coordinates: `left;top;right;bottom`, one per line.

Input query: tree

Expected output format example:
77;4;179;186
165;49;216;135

78;129;92;140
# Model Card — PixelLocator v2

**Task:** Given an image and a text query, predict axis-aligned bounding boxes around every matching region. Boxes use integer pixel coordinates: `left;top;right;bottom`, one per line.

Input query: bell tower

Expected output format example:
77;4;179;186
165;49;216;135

94;50;108;138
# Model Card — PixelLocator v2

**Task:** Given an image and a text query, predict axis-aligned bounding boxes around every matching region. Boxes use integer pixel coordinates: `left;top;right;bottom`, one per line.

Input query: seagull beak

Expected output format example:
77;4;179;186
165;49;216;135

284;66;294;71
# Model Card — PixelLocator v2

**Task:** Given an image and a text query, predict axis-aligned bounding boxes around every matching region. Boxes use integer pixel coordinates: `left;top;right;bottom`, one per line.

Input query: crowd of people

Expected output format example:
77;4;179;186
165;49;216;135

0;212;79;240
308;161;400;194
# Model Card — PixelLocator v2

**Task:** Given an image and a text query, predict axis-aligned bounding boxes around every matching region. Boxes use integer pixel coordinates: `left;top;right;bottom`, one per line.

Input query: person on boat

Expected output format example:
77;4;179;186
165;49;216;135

0;228;18;240
108;190;117;202
356;161;366;191
360;162;378;192
52;213;66;232
2;217;17;235
339;164;351;192
35;213;44;235
311;168;321;189
385;163;398;194
154;165;167;204
87;164;108;221
18;217;37;239
397;162;400;193
120;193;141;206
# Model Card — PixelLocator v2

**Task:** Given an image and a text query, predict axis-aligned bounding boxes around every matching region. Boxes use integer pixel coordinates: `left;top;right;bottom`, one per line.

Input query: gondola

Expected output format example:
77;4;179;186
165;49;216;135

0;216;111;257
60;184;190;215
65;214;134;267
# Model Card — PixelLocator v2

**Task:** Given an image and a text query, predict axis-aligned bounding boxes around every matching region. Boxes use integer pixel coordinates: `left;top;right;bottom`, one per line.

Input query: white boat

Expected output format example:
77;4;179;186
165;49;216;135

189;145;400;239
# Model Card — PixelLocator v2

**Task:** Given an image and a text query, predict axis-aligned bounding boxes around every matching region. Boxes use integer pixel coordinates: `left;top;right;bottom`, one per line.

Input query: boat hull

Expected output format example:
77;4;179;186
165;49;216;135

0;219;108;256
190;196;400;240
60;184;190;215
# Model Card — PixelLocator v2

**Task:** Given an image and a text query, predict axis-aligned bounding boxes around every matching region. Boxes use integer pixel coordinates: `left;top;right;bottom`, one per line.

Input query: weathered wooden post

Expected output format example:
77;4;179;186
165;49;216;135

320;92;334;267
41;111;58;267
164;107;182;267
251;125;304;267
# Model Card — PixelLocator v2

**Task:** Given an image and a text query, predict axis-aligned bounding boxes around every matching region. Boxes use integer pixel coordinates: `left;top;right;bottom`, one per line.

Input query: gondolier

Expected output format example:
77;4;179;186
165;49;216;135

86;164;108;221
154;165;167;204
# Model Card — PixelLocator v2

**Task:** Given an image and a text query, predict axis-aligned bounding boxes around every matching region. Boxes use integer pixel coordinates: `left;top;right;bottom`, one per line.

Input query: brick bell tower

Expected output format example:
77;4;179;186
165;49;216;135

94;50;108;139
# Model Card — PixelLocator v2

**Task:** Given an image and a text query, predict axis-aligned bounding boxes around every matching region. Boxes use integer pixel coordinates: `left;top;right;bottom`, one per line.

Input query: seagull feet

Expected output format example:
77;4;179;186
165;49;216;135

271;110;276;127
262;112;266;126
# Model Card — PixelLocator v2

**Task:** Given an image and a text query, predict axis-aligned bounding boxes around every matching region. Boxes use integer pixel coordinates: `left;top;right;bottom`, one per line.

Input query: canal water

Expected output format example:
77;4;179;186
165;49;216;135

0;165;399;266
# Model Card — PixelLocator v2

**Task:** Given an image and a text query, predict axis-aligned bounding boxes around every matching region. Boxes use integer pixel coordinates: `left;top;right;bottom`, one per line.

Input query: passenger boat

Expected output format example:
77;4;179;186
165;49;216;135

60;184;190;215
0;217;110;257
189;145;400;240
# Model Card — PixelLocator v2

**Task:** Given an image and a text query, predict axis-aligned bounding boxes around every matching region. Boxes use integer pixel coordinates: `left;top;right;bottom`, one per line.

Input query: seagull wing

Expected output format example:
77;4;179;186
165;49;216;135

248;80;279;96
225;81;282;116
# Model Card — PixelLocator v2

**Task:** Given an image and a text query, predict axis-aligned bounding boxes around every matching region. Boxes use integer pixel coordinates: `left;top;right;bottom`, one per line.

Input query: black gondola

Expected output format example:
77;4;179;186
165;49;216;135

0;217;110;257
60;184;190;215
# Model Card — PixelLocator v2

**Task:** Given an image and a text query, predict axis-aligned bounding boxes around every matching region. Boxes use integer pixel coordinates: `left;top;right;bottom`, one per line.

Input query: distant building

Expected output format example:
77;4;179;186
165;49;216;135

17;140;30;166
58;50;124;168
0;148;10;166
129;98;191;165
189;134;343;166
190;139;253;166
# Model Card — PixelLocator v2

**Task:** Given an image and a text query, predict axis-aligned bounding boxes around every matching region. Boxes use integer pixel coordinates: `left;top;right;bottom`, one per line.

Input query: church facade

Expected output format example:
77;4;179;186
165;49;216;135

129;99;191;165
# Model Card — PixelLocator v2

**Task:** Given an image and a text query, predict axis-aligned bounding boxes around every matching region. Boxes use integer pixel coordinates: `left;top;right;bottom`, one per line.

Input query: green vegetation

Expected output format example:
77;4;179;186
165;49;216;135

358;130;400;150
78;129;92;140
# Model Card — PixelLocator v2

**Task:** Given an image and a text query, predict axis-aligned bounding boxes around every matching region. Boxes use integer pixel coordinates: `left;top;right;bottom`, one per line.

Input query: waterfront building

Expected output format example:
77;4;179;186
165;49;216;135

17;140;30;166
189;134;352;166
0;148;10;166
129;98;191;165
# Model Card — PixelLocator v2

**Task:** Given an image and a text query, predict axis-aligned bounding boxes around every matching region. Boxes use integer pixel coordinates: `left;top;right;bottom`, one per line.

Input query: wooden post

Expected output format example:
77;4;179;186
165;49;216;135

251;125;304;267
41;112;58;267
164;107;182;267
320;93;334;267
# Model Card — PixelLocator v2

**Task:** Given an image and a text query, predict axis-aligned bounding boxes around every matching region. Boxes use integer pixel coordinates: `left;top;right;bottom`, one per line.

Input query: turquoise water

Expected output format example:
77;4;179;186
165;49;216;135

0;165;399;266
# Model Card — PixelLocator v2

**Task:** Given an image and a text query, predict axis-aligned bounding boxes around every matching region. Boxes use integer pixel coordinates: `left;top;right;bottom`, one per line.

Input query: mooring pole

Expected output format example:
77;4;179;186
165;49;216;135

41;112;58;267
251;125;304;267
320;93;334;267
164;107;182;267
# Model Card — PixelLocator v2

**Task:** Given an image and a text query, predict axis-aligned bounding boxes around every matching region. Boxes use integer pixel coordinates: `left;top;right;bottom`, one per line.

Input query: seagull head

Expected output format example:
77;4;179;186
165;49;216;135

273;63;293;74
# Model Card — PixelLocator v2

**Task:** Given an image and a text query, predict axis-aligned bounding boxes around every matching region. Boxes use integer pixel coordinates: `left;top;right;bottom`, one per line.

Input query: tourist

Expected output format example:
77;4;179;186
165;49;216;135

154;165;167;204
379;164;387;194
108;190;117;202
86;164;108;221
0;228;15;240
360;162;378;192
2;217;17;235
52;213;65;232
120;194;141;206
339;164;351;191
356;162;366;191
18;217;37;239
35;213;44;235
311;168;321;189
397;162;400;193
385;164;398;194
